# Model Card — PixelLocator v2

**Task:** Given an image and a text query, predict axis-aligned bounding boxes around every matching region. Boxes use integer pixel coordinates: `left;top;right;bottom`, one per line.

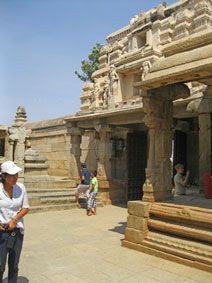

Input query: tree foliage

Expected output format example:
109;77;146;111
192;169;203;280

75;42;103;82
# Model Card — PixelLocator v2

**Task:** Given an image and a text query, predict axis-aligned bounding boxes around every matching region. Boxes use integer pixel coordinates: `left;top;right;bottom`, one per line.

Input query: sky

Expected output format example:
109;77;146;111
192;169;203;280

0;0;176;126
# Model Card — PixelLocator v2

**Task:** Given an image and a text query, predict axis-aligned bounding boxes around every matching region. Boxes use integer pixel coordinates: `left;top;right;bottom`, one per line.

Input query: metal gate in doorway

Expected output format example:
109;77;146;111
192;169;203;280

127;132;147;201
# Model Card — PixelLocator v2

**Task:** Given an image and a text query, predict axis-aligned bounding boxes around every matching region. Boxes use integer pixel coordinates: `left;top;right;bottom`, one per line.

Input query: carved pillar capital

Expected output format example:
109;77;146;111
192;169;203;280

94;121;112;142
69;127;84;137
94;123;111;134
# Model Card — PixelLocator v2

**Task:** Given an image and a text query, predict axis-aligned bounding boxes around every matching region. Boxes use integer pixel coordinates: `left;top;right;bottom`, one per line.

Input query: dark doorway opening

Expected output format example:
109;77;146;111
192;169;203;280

127;131;147;201
173;130;187;179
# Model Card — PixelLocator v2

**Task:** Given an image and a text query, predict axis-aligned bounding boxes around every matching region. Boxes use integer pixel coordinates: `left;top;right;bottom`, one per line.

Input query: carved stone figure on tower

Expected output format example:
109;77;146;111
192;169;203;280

109;65;119;97
141;61;151;81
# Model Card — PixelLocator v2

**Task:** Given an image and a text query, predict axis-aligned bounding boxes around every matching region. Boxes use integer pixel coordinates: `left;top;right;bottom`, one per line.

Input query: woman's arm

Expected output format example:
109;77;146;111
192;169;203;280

90;184;95;193
8;208;29;230
179;170;190;187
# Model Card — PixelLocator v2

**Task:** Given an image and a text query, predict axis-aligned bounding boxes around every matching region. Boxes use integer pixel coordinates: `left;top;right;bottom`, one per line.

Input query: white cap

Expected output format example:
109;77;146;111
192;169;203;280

1;161;22;175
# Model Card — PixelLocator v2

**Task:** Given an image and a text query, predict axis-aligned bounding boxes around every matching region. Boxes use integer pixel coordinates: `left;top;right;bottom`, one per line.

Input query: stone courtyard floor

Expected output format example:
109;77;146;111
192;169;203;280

3;205;212;283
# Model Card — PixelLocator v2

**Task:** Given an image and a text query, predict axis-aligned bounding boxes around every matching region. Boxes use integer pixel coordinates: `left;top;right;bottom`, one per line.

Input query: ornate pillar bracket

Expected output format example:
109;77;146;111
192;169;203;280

186;85;212;114
111;126;131;139
69;127;85;137
94;121;112;135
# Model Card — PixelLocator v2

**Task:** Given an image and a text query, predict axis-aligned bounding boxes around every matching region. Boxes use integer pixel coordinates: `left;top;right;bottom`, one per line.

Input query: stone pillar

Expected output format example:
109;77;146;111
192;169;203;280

198;114;211;191
143;125;158;203
143;103;173;202
67;123;84;181
9;140;14;161
142;84;190;202
197;86;212;191
94;122;112;181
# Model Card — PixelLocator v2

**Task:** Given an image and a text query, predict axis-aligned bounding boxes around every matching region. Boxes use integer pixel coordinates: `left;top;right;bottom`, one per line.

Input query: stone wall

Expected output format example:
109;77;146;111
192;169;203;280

29;126;71;177
80;131;98;173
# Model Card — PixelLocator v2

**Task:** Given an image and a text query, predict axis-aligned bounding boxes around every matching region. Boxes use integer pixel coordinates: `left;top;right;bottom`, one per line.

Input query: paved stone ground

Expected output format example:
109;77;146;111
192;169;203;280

3;205;212;283
165;193;212;209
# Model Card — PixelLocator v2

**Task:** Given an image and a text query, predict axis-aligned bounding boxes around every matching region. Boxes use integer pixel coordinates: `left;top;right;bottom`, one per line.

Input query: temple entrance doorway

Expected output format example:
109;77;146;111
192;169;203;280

173;130;187;177
127;131;147;201
173;118;199;186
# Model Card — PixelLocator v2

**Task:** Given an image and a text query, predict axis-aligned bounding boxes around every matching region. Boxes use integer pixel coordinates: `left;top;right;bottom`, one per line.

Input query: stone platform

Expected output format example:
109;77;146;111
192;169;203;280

3;205;212;282
122;196;212;273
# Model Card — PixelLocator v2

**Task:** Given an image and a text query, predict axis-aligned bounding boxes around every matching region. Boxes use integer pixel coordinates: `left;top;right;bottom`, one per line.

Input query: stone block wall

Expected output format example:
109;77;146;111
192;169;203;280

29;127;70;177
80;133;98;172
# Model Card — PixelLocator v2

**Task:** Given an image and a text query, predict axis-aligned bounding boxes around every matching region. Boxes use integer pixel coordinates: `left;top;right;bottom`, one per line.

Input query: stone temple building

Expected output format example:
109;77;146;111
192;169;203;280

1;0;212;272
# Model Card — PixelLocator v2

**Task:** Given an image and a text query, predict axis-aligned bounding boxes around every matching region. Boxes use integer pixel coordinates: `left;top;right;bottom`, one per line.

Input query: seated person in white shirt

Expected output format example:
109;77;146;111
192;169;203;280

174;163;190;196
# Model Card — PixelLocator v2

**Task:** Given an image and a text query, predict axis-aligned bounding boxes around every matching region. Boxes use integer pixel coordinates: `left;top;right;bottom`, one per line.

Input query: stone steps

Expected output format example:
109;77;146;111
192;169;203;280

28;203;78;213
27;188;76;193
27;187;103;213
144;231;212;266
25;176;76;189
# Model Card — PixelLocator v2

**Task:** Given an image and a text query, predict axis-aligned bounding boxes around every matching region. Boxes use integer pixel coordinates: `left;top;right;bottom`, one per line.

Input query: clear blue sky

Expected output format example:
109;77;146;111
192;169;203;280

0;0;176;126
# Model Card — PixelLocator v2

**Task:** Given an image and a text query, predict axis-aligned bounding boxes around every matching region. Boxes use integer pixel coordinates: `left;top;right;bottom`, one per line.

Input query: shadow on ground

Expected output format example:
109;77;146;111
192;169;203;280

108;221;127;235
3;277;29;283
112;203;127;208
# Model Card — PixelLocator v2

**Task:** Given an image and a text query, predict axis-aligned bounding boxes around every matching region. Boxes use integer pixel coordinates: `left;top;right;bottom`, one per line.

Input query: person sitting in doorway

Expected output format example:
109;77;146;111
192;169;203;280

174;163;190;196
75;163;91;206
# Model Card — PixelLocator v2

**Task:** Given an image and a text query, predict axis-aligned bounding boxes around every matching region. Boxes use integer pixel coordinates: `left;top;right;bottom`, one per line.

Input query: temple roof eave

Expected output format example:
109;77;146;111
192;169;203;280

64;105;144;123
134;58;212;91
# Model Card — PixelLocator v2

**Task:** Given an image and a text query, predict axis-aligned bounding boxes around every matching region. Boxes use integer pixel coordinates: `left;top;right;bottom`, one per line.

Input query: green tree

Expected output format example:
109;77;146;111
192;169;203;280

75;42;103;82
